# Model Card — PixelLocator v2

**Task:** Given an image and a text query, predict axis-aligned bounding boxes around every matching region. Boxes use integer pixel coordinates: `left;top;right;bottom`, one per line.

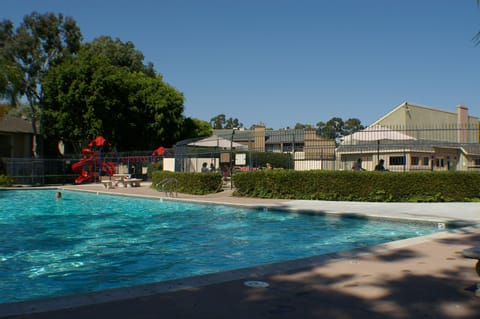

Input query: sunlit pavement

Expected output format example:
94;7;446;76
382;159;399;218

2;183;480;319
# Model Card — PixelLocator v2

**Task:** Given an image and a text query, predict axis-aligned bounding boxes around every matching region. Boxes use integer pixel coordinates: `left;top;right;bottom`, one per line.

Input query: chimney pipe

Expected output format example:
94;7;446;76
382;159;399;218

457;105;468;143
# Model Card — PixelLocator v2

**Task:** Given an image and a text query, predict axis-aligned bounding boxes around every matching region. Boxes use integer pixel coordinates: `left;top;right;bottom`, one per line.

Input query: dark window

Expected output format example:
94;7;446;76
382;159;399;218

389;156;405;166
435;158;445;167
422;157;430;166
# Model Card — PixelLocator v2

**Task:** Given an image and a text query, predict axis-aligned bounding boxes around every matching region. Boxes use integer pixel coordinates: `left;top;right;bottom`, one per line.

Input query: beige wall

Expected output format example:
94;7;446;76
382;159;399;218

253;126;265;152
376;103;480;143
303;129;336;159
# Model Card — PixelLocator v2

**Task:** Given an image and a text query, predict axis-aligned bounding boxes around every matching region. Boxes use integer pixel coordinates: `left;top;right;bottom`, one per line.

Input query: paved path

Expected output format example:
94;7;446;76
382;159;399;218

2;183;480;319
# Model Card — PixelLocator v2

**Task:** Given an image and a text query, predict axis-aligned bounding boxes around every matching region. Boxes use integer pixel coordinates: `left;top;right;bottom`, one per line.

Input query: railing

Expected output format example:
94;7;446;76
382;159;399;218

155;177;178;197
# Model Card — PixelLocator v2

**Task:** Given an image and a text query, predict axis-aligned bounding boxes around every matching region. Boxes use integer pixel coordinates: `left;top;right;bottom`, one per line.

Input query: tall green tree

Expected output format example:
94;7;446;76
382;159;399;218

210;114;226;129
210;114;243;129
225;117;243;129
317;117;344;140
41;36;185;153
181;118;212;138
0;12;82;157
294;123;313;129
316;117;364;141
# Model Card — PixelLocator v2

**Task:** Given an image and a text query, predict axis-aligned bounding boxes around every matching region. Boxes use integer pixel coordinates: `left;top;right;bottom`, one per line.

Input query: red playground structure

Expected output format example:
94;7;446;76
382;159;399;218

71;136;117;184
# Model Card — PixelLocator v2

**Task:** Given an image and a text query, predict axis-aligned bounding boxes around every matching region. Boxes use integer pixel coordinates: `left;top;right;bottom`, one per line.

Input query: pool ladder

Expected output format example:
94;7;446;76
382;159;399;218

156;177;178;197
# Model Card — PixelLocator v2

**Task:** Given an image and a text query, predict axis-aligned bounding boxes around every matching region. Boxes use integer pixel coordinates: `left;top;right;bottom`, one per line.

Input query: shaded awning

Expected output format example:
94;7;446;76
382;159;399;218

341;125;416;143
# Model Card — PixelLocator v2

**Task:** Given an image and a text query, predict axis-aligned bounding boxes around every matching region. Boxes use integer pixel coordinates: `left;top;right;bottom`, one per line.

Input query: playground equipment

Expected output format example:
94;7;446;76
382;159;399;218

72;138;168;184
71;136;117;184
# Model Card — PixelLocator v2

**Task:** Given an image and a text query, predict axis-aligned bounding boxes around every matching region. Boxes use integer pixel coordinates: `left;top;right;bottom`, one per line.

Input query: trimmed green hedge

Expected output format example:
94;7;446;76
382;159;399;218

233;170;480;202
0;175;13;187
151;171;223;195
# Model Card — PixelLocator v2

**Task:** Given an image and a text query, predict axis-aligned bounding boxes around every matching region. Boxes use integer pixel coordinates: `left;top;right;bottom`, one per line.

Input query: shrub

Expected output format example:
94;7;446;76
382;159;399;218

147;161;163;177
0;175;13;187
233;170;480;202
151;171;223;195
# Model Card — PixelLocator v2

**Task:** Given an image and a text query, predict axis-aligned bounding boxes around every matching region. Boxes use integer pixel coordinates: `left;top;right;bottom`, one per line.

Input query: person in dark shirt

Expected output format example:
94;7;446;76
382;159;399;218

374;159;387;171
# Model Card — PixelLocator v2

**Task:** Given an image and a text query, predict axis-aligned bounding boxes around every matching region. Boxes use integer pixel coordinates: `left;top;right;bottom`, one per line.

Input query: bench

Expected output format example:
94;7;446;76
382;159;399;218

463;246;480;296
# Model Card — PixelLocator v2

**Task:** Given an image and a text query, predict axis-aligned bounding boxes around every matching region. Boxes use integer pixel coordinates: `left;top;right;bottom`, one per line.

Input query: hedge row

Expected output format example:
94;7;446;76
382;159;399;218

232;170;480;202
151;171;223;195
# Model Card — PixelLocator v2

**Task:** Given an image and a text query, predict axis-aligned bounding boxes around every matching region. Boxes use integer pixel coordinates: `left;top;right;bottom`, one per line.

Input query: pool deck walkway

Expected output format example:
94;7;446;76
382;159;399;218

2;183;480;318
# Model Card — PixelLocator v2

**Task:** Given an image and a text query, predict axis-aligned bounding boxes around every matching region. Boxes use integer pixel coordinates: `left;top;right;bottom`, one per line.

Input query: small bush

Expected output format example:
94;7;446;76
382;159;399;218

0;175;13;187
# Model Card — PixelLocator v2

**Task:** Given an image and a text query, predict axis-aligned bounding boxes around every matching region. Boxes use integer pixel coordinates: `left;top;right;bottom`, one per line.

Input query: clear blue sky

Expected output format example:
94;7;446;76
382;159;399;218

3;0;480;129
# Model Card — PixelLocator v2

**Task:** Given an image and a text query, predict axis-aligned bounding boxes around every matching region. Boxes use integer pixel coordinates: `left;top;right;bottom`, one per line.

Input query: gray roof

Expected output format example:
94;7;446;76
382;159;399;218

337;140;480;156
0;115;34;134
214;129;306;143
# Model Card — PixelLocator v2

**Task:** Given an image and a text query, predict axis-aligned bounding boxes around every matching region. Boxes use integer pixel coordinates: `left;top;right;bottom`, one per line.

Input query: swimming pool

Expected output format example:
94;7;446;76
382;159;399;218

0;189;445;304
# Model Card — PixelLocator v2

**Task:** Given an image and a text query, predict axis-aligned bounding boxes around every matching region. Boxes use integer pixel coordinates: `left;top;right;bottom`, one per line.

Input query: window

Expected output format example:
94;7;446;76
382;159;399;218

474;158;480;166
422;157;430;166
265;144;281;152
389;156;405;166
411;157;419;165
435;158;445;167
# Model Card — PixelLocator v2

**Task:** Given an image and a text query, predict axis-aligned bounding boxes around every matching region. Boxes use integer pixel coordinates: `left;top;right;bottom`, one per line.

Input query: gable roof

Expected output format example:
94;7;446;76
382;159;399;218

371;101;472;126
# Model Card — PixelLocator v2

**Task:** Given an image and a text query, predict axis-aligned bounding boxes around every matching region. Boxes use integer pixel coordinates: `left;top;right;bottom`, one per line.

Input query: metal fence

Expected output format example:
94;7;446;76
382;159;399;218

2;158;72;185
3;125;480;185
1;151;165;186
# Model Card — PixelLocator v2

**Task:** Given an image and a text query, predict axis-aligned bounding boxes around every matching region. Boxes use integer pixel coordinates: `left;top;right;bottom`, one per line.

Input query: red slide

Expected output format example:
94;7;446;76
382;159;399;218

74;169;94;184
72;137;116;184
72;154;95;184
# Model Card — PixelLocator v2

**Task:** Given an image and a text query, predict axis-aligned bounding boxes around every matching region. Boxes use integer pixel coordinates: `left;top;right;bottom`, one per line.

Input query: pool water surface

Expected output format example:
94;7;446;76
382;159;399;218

0;189;445;304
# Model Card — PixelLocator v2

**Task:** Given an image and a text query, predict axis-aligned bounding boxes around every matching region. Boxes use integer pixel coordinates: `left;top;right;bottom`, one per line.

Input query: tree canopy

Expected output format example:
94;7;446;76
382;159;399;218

41;36;186;153
210;114;243;129
0;12;82;156
316;117;364;141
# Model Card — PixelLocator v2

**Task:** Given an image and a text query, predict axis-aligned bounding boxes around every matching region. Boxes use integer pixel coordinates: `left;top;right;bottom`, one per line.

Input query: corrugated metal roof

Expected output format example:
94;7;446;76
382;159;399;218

265;129;304;144
214;128;306;143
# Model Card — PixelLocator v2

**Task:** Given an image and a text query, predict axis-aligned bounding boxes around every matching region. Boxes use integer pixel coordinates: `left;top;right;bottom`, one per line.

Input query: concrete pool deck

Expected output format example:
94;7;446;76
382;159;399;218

2;183;480;318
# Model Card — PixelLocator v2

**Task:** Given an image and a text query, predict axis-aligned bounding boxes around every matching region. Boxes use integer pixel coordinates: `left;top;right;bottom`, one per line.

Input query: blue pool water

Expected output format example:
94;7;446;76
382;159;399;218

0;189;444;304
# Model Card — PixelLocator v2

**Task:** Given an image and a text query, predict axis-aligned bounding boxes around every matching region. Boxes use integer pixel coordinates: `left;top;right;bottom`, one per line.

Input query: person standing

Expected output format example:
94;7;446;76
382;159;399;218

352;158;364;171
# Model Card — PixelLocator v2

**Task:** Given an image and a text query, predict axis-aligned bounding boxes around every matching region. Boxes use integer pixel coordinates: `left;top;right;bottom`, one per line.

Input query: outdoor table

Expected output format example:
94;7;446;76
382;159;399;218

122;178;142;187
113;174;131;187
100;180;114;189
